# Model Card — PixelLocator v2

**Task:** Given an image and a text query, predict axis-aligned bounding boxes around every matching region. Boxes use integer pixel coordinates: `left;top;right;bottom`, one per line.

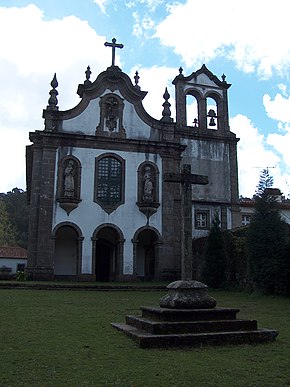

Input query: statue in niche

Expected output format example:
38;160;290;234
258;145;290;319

143;166;153;202
105;96;118;131
64;160;75;197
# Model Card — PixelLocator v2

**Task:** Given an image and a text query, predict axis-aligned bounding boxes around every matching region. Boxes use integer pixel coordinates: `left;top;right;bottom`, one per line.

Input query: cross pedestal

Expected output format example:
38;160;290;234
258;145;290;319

160;164;217;309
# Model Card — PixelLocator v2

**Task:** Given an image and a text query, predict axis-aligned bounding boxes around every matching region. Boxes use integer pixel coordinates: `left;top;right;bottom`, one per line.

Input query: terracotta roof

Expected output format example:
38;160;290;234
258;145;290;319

0;246;27;259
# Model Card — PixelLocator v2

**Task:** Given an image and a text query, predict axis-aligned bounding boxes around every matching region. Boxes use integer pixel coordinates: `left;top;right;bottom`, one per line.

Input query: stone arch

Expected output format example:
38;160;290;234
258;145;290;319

132;226;163;280
185;89;203;128
205;92;222;130
52;222;84;278
92;223;125;281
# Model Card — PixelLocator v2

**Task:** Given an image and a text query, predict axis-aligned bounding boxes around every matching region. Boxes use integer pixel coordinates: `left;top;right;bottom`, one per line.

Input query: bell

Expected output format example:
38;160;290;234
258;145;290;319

208;109;217;127
209;117;216;126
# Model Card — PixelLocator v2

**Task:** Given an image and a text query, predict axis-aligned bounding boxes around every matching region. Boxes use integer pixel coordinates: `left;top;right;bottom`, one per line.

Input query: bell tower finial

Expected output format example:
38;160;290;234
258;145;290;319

161;87;172;122
47;73;59;111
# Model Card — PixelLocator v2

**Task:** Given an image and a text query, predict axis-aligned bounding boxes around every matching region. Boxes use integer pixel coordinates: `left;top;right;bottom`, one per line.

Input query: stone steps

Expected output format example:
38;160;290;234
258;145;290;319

125;315;258;335
111;306;278;348
140;306;240;321
112;322;278;348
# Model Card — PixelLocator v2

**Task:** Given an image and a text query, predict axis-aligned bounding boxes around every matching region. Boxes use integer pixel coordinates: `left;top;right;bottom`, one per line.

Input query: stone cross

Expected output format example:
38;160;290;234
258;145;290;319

164;164;208;281
104;38;124;66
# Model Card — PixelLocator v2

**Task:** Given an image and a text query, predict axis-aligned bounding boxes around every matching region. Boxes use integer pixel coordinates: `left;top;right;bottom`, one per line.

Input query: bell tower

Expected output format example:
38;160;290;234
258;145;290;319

172;64;240;231
173;65;231;132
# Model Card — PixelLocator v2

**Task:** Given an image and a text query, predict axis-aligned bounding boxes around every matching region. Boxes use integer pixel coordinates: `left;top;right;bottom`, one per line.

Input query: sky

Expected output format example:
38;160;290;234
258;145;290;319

0;0;290;198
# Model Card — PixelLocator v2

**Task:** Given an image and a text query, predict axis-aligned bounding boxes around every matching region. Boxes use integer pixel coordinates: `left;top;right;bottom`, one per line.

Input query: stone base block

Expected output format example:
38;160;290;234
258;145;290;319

112;305;278;348
159;280;217;309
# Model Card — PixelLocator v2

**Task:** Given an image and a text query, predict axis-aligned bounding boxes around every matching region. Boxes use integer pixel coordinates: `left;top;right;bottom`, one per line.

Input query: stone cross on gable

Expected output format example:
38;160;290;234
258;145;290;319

104;38;124;67
164;164;208;281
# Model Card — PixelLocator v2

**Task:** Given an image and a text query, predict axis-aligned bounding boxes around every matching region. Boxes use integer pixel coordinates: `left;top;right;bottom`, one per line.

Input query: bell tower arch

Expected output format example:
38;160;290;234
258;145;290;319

173;65;231;132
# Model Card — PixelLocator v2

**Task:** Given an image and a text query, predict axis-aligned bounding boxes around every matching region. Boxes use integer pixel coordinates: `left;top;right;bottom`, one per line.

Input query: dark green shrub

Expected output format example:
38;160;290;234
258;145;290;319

246;195;289;294
202;213;226;288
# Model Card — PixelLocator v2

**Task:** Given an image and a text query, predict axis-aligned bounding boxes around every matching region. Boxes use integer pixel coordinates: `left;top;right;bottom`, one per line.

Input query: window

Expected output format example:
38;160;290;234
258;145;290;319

94;154;125;213
206;97;218;129
242;214;252;226
17;263;26;272
186;94;198;127
195;210;209;229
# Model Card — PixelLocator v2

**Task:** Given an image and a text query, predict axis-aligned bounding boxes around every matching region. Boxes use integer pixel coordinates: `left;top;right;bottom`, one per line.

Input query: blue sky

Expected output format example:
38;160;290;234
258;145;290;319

0;0;290;197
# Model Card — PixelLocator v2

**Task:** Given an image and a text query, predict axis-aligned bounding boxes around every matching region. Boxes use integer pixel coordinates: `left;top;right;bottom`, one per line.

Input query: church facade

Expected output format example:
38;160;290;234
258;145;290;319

26;40;240;281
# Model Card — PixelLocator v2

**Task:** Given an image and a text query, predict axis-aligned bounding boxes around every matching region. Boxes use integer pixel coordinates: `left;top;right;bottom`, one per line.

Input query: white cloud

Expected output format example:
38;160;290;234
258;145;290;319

267;131;290;166
230;114;280;197
126;0;165;12
0;127;28;193
0;4;113;192
263;91;290;124
263;88;290;169
132;12;155;37
130;65;177;119
93;0;109;14
155;0;290;78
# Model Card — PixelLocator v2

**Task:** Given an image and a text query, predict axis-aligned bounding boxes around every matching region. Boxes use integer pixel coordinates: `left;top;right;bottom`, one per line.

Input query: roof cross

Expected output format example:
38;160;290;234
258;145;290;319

104;38;124;67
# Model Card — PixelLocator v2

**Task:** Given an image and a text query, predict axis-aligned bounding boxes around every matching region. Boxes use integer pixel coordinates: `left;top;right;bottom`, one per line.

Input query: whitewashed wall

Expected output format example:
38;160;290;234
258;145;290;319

0;258;27;274
52;148;162;275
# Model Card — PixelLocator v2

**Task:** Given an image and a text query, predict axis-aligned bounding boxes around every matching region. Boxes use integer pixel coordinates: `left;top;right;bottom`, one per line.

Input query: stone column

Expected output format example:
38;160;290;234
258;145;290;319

181;165;192;280
27;145;57;280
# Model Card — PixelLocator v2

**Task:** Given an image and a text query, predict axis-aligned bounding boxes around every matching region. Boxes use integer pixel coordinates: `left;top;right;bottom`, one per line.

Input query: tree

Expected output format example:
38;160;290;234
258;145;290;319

202;212;226;288
1;188;28;248
255;168;273;198
247;181;289;294
0;201;16;246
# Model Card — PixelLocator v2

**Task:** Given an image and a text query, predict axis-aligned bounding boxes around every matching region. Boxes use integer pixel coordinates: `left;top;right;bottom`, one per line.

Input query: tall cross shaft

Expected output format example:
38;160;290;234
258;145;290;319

104;38;124;66
164;165;208;281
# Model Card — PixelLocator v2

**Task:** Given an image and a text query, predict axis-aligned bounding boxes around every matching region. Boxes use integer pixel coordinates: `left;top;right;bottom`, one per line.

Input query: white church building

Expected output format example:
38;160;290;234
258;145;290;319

26;39;240;281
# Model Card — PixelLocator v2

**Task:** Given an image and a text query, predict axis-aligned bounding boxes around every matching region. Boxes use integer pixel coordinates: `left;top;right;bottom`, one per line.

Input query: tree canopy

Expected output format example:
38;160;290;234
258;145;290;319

255;168;274;198
0;188;28;248
247;172;289;294
0;201;16;246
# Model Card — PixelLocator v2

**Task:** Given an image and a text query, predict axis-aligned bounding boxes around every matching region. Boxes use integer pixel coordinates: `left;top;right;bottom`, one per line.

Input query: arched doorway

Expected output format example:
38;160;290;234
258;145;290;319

134;228;162;280
54;225;79;276
92;225;124;281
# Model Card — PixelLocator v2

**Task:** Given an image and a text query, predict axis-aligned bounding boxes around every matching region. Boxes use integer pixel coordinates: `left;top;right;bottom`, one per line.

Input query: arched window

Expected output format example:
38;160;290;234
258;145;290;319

206;97;218;129
94;154;125;213
186;94;198;127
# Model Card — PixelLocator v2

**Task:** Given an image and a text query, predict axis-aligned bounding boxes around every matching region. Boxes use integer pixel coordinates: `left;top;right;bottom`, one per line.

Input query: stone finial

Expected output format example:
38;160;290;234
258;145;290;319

161;87;172;122
84;66;92;86
193;118;198;128
221;73;227;83
178;67;184;76
134;71;140;89
47;73;59;111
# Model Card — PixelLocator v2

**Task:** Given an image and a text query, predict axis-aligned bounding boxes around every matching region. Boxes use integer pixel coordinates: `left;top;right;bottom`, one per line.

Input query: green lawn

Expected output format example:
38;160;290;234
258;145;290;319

0;288;289;387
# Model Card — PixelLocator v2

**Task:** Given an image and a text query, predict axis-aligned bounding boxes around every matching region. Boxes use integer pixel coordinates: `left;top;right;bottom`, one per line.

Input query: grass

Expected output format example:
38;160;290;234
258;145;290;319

0;288;289;387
